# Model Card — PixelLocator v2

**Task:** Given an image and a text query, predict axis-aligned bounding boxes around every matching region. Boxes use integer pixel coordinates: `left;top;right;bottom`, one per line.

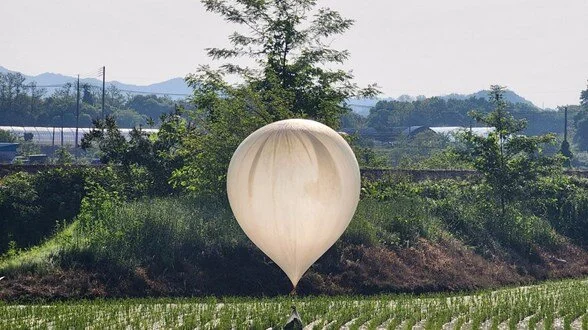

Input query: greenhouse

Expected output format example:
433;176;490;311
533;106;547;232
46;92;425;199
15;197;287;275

0;126;158;146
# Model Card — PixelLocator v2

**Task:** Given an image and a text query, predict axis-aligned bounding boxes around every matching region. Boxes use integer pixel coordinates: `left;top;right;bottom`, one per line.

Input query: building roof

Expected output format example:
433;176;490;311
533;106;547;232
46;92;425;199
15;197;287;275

429;126;494;138
0;143;19;152
0;126;158;146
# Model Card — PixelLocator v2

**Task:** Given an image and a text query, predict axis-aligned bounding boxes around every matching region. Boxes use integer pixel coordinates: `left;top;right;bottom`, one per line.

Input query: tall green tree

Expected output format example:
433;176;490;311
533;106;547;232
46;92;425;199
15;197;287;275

574;82;588;150
81;111;189;196
0;129;16;142
172;0;378;197
194;0;377;127
458;85;560;217
581;81;588;110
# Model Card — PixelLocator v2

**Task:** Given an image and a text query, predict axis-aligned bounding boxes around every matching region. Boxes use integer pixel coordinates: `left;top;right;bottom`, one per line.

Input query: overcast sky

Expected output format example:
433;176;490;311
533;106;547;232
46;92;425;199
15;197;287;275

1;0;587;108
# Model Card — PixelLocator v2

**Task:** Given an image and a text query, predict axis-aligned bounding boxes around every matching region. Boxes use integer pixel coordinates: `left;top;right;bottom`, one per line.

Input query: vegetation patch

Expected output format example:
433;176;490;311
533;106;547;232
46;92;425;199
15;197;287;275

1;279;586;329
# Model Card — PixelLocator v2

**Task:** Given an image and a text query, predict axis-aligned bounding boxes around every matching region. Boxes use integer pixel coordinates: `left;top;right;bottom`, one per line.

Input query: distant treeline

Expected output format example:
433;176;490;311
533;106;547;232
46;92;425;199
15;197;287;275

3;70;586;146
342;96;581;139
0;72;188;128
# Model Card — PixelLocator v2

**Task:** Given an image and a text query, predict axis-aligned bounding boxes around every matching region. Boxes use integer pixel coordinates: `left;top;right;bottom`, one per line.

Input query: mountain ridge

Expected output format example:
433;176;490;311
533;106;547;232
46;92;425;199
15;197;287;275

2;66;538;111
348;90;538;116
0;66;192;98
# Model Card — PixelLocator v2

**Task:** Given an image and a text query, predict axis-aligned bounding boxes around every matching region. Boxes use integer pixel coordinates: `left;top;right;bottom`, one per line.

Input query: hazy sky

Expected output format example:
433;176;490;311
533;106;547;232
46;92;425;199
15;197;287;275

1;0;587;108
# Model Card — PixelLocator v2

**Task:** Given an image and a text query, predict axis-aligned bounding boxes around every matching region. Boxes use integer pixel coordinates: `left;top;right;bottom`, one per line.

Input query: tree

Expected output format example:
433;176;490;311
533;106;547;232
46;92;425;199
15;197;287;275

0;72;29;124
581;80;588;110
195;0;377;126
81;110;189;196
127;95;175;124
574;82;588;150
0;129;16;142
44;83;76;127
54;146;74;164
172;0;378;197
560;139;572;167
81;83;96;105
559;106;573;167
458;85;560;217
111;108;146;128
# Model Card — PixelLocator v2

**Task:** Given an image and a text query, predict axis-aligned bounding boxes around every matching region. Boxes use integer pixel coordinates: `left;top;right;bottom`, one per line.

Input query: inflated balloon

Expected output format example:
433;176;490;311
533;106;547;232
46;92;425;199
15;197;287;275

227;119;361;287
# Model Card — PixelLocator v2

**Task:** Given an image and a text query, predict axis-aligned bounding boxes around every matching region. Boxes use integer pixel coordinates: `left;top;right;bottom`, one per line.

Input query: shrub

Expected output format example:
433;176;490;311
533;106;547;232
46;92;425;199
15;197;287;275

529;176;588;246
359;177;442;246
71;191;246;271
0;166;139;254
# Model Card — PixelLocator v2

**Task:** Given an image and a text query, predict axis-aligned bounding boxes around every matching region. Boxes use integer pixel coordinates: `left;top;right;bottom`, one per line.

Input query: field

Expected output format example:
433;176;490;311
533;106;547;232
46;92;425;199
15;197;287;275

1;279;586;329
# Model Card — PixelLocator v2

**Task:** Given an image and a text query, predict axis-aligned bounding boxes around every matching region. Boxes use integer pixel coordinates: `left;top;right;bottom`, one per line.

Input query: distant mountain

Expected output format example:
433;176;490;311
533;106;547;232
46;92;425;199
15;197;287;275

440;90;536;107
1;66;538;109
0;66;191;99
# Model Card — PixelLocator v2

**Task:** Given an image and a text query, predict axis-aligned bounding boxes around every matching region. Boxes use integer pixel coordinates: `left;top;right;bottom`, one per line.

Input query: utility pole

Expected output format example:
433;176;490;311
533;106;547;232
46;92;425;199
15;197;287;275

30;83;35;114
75;75;80;148
101;66;105;120
561;106;572;167
564;106;568;142
61;110;64;147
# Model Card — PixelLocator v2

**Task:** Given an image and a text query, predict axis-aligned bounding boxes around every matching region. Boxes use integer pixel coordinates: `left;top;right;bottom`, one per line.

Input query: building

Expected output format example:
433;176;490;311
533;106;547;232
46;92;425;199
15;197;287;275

0;126;158;147
0;143;18;164
402;126;495;140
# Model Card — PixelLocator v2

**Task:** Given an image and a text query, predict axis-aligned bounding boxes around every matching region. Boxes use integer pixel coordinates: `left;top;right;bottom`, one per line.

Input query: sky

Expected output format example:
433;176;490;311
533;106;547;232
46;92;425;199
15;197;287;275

1;0;587;108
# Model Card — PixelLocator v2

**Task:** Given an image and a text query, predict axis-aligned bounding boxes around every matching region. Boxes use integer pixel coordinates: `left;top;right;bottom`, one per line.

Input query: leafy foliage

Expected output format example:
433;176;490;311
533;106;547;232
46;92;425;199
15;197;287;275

560;139;572;167
573;82;588;151
173;0;377;198
457;85;561;216
0;169;89;253
364;95;565;140
53;147;74;164
0;129;16;142
0;71;180;128
81;111;190;195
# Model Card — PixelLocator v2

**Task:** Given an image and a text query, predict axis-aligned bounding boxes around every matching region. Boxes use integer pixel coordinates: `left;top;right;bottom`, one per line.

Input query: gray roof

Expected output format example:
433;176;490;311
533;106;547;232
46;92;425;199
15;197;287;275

0;143;19;151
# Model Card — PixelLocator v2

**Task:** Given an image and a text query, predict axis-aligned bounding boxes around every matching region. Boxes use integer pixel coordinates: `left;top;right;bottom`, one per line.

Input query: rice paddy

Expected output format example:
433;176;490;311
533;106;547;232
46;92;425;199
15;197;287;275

1;278;586;329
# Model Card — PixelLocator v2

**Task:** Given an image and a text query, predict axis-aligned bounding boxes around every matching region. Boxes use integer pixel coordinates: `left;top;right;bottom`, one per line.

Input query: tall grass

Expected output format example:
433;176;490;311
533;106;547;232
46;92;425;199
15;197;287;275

72;191;245;271
1;184;443;277
345;197;441;247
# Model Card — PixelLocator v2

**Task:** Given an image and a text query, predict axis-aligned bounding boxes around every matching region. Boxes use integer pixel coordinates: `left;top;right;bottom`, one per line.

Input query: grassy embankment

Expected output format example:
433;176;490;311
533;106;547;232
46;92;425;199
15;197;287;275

1;173;587;301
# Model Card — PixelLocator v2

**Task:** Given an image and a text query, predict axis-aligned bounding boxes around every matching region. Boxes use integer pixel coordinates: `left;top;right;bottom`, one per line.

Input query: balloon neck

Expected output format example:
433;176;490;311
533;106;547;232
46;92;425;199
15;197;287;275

289;286;297;296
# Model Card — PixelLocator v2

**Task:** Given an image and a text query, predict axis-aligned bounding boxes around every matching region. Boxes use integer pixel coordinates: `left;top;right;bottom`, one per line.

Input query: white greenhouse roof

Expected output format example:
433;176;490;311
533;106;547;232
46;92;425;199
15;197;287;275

0;126;158;146
429;126;494;138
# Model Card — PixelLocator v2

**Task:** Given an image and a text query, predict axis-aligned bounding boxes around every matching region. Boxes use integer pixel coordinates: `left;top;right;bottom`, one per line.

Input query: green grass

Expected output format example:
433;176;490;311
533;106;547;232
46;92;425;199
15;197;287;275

1;193;438;276
0;278;586;329
0;222;77;275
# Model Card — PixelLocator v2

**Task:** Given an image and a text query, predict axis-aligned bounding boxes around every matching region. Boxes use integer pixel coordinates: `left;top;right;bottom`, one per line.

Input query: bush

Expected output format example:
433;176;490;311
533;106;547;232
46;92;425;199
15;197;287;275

71;191;246;271
0;166;144;254
363;176;563;254
359;176;442;246
529;176;588;246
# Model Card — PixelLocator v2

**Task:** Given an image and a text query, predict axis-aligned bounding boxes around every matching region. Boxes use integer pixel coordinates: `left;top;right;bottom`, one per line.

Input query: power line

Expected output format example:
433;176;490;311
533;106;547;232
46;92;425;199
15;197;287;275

12;82;580;107
13;84;576;113
19;83;192;97
108;89;191;97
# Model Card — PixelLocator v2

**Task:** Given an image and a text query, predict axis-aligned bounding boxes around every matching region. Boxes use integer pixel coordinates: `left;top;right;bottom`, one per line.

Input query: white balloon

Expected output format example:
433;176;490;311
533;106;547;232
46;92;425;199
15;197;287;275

227;119;361;287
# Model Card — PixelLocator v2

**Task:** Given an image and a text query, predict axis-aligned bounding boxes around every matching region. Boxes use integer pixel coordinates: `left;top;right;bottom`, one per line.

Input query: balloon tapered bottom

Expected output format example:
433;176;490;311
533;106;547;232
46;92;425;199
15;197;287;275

289;286;297;296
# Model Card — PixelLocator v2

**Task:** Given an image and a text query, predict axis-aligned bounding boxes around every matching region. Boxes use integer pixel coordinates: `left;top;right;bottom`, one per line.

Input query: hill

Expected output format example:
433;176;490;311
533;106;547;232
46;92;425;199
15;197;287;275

3;66;539;111
441;90;536;107
0;66;191;99
348;90;538;117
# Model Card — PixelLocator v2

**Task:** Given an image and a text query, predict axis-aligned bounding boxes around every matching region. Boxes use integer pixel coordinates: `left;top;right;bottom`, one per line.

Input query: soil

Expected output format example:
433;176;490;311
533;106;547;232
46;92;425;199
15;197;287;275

1;237;586;302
